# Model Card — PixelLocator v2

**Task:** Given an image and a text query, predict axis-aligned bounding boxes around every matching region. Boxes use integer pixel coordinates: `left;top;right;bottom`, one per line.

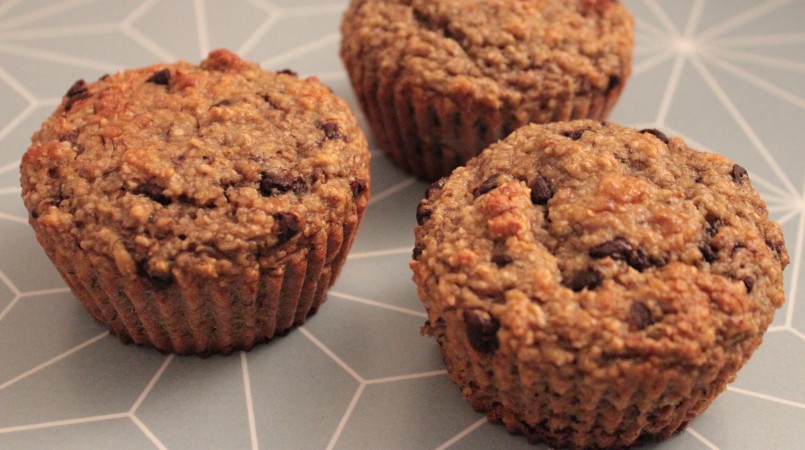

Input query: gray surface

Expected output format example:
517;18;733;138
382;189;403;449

0;1;803;449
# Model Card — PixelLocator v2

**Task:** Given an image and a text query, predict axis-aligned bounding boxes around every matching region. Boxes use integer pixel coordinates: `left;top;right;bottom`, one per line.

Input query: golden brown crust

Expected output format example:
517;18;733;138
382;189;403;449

341;0;634;180
20;50;370;354
412;120;788;448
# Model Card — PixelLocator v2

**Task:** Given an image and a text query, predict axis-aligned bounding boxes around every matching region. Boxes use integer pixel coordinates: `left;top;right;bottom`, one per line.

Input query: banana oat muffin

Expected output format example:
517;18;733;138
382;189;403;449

341;0;633;180
411;120;788;448
20;49;370;355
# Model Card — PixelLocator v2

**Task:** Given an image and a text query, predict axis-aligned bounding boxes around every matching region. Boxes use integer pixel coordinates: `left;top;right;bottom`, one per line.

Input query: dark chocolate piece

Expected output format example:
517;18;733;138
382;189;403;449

463;309;500;353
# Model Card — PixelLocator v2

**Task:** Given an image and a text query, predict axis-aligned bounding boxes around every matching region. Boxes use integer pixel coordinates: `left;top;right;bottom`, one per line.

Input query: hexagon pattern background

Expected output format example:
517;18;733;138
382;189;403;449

0;1;803;449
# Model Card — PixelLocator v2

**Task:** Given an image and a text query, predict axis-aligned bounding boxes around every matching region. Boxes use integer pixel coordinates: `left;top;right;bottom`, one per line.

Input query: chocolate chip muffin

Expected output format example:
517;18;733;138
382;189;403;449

341;0;633;181
20;49;370;355
411;120;788;448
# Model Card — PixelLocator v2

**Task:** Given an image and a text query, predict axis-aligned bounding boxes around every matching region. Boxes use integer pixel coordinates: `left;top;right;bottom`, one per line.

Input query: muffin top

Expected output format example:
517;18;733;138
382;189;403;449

341;0;633;109
21;49;369;282
413;120;788;370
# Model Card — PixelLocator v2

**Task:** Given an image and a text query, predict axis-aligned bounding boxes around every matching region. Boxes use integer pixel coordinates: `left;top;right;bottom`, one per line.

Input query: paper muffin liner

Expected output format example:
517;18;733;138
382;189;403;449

30;209;364;356
424;308;754;450
346;55;626;181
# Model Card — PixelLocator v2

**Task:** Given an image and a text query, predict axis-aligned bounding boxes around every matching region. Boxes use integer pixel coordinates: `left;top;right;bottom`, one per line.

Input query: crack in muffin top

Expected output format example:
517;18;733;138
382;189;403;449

413;120;787;367
21;49;370;280
341;0;633;107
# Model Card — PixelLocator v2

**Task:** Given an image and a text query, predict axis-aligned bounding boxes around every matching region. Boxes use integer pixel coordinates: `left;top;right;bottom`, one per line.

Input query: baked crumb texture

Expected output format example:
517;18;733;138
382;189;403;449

341;0;634;180
411;120;788;449
20;49;370;355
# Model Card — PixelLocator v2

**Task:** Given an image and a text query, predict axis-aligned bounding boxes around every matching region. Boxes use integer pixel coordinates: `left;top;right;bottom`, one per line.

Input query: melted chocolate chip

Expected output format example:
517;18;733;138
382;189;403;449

606;75;622;92
491;254;513;267
463;309;500;353
530;175;553;205
49;194;65;207
146;68;171;86
562;129;587;141
590;237;632;259
565;268;602;292
66;80;88;98
259;174;306;197
134;182;171;206
136;260;173;291
731;164;748;184
412;245;424;260
630;301;654;330
64;80;90;112
416;201;433;225
639;128;669;144
278;69;298;77
700;242;718;263
627;249;651;271
473;175;499;197
743;277;755;293
705;213;725;237
589;237;650;271
321;122;341;140
350;180;367;197
766;239;784;258
425;177;447;198
274;212;300;244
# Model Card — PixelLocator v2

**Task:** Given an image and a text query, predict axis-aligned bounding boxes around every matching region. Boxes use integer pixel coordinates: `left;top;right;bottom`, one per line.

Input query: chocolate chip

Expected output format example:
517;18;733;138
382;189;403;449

589;237;650;271
49;194;65;207
562;129;587;141
278;69;298;77
146;68;171;86
590;237;632;260
412;245;424;260
491;254;513;267
766;239;784;258
639;128;669;144
350;180;367;197
66;80;88;98
626;249;651;271
136;260;173;291
416;201;433;225
606;75;622;92
274;212;300;244
463;309;500;353
259;174;306;197
473;175;499;197
731;164;748;184
700;242;717;263
321;122;341;140
743;277;755;293
98;74;110;81
425;177;447;198
134;182;171;206
705;213;725;237
629;301;654;330
565;268;602;292
64;80;90;111
530;175;553;205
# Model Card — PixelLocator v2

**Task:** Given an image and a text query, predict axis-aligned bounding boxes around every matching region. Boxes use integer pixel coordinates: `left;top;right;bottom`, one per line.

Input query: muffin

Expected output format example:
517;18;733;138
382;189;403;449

20;49;370;355
411;120;788;448
341;0;634;181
